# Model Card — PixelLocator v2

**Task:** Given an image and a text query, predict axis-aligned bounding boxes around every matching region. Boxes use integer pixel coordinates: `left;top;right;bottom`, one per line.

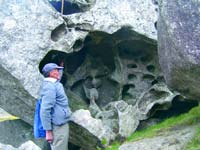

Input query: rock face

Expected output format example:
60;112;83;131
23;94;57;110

0;0;158;99
157;1;200;99
0;0;68;99
0;120;48;150
64;0;158;39
56;28;177;145
0;0;184;149
0;141;41;150
0;65;35;124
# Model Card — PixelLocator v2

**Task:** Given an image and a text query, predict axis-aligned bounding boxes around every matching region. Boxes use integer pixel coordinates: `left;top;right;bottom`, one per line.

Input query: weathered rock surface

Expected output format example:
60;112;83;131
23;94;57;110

61;29;177;141
106;101;139;138
119;125;196;150
71;109;115;148
157;1;200;100
0;0;185;149
0;64;35;124
64;0;158;39
136;83;177;120
0;119;48;150
0;141;41;150
0;0;158;99
0;0;70;99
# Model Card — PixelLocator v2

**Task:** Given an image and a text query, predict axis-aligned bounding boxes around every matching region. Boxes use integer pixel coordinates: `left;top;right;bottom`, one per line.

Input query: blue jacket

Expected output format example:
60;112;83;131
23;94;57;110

40;78;71;130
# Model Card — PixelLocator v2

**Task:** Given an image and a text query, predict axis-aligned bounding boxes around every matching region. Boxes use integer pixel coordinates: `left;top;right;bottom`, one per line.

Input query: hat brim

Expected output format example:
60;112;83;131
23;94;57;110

56;66;64;69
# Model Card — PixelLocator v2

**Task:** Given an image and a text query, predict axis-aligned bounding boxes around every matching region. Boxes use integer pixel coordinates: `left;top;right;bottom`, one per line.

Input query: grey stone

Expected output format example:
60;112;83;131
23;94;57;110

64;0;158;39
0;141;41;150
71;109;116;148
0;0;65;98
136;83;178;120
103;101;139;138
0;64;35;124
119;126;196;150
0;0;182;149
157;0;200;99
0;120;48;150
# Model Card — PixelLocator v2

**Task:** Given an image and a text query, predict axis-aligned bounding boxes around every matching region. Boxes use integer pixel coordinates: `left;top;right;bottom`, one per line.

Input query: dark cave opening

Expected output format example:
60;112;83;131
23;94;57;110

39;49;86;86
137;96;199;130
122;84;135;100
39;49;86;74
151;96;198;119
142;74;155;81
84;32;116;71
68;142;81;150
127;64;137;68
146;64;156;73
45;142;81;150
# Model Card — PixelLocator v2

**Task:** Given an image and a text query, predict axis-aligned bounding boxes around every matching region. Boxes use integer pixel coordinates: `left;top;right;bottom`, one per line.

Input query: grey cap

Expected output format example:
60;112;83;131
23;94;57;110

42;63;63;77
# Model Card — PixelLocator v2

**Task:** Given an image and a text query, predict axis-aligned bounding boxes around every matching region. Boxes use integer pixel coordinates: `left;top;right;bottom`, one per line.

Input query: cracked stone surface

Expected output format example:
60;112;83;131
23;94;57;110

119;126;196;150
157;0;200;100
0;0;188;149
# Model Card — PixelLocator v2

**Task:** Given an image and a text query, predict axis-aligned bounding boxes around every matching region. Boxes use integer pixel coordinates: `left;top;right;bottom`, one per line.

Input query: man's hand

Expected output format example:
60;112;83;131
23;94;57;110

46;130;53;143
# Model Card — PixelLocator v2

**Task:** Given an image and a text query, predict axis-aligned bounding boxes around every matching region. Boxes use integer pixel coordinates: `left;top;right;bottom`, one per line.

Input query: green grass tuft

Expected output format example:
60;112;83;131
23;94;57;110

101;138;108;145
106;142;120;150
186;127;200;150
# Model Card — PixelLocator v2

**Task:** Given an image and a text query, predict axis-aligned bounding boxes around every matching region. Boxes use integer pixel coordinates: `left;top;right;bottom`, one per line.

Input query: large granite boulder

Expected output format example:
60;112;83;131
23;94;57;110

0;119;48;150
0;0;182;149
157;1;200;99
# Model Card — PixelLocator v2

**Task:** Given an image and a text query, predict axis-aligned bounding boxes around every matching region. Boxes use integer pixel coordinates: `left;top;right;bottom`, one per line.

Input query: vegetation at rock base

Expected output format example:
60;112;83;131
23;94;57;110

186;126;200;150
106;104;200;150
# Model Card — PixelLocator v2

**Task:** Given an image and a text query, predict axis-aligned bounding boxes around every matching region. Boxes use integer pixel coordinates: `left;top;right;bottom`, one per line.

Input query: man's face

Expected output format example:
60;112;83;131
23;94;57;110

49;69;60;80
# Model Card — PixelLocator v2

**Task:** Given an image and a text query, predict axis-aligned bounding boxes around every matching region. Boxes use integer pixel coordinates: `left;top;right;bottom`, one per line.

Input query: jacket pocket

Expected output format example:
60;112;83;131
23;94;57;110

62;108;71;119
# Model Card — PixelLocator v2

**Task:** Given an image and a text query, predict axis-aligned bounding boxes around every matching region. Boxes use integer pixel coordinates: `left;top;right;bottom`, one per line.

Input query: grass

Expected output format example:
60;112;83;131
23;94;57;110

106;142;120;150
186;126;200;150
106;104;200;150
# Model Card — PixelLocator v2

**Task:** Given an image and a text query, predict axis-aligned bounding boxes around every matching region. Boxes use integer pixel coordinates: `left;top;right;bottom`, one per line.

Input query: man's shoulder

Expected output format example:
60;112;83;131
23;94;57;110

42;80;57;90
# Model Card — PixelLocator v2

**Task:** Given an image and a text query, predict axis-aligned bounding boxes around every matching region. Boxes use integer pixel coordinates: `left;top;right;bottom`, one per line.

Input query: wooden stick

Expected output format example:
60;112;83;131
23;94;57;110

61;0;64;14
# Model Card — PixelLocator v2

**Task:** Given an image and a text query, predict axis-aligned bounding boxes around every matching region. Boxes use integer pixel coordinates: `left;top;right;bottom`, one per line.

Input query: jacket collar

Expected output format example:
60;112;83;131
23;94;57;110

44;77;57;83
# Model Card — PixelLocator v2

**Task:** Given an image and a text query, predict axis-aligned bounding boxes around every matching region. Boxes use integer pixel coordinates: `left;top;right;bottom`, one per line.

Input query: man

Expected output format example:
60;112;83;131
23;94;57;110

40;63;71;150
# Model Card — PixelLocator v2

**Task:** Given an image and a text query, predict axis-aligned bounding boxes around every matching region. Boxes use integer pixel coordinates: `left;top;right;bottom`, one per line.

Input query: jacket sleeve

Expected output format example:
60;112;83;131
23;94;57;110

40;82;56;130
